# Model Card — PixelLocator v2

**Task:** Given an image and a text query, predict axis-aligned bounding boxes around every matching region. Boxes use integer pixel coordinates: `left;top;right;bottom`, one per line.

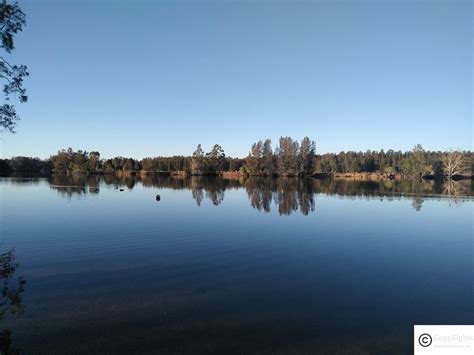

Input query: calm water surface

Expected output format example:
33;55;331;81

0;176;473;354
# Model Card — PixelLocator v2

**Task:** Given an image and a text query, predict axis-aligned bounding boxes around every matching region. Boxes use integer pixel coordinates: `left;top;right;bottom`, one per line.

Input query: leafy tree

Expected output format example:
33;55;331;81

191;144;206;174
87;151;101;173
409;144;429;178
261;139;274;176
8;156;48;172
431;160;444;178
245;140;263;175
0;158;10;174
0;1;28;132
102;159;115;174
298;137;316;175
50;150;70;174
276;136;299;176
69;150;88;174
227;157;244;171
206;144;226;173
122;158;135;173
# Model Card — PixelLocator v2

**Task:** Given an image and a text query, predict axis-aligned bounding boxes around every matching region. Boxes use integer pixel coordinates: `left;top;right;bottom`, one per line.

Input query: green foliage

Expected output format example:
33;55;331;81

245;136;316;176
3;144;472;179
0;159;10;174
240;165;252;176
49;148;141;175
206;144;226;173
313;146;473;178
384;166;395;175
276;136;300;176
190;144;236;175
1;156;50;173
191;144;205;174
0;1;28;132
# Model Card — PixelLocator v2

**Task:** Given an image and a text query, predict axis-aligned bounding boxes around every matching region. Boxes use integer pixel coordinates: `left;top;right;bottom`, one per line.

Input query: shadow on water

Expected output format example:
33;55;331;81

1;174;472;213
0;249;26;355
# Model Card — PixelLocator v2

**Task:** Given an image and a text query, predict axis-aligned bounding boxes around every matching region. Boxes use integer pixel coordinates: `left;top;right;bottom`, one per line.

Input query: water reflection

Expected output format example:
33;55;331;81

245;178;316;215
0;249;26;354
49;175;100;198
0;175;472;354
2;175;472;213
190;177;228;206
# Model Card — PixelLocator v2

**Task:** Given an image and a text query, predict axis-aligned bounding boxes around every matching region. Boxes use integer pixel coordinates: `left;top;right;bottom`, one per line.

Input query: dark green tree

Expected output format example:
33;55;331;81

245;141;263;175
0;1;28;132
276;137;299;176
87;151;101;173
191;144;206;174
261;139;274;176
298;137;316;175
206;144;226;173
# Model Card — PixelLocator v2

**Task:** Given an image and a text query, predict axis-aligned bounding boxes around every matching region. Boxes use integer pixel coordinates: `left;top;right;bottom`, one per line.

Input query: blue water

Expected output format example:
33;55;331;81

0;176;472;354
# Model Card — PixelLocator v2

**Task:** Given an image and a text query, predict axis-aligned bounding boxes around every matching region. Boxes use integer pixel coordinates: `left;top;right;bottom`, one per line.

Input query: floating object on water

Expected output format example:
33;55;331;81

120;188;124;191
156;194;161;201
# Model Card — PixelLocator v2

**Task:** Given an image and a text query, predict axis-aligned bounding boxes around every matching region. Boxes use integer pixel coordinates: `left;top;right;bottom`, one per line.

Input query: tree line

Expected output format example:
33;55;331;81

314;144;473;178
243;137;316;176
0;140;472;179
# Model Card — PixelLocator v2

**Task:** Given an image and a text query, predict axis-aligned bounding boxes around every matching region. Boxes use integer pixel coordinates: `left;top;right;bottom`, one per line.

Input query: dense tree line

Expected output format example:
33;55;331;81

314;144;473;178
244;137;316;176
141;152;244;174
242;139;473;178
0;143;472;179
0;156;51;174
42;147;246;176
190;144;246;174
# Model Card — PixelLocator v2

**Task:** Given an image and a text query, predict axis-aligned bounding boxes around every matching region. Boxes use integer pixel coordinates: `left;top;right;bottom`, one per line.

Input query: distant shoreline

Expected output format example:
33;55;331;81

2;142;472;181
2;170;472;181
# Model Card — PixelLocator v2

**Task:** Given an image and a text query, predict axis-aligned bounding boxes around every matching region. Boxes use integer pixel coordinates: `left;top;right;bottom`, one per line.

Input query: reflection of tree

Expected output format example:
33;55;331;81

49;175;90;198
443;179;471;206
87;175;100;193
276;179;299;215
245;178;274;213
0;249;26;354
297;179;316;215
411;196;424;211
205;186;225;206
191;177;204;206
122;175;136;190
11;173;471;207
244;178;315;215
312;178;472;203
190;177;226;206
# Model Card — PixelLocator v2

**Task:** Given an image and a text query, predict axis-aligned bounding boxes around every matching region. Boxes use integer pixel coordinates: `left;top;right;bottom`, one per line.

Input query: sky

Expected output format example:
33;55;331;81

0;0;472;159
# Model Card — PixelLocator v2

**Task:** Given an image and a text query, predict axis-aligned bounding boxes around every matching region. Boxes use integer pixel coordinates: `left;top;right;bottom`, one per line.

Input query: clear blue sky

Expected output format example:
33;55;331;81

1;0;472;159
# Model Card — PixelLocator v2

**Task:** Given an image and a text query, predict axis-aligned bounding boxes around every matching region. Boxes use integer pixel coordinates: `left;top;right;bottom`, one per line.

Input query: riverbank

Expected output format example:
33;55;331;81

313;172;473;181
2;170;472;181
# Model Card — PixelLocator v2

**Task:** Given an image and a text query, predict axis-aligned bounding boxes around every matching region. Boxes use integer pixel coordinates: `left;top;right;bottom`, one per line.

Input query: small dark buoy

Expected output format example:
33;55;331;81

120;188;124;191
156;194;161;201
